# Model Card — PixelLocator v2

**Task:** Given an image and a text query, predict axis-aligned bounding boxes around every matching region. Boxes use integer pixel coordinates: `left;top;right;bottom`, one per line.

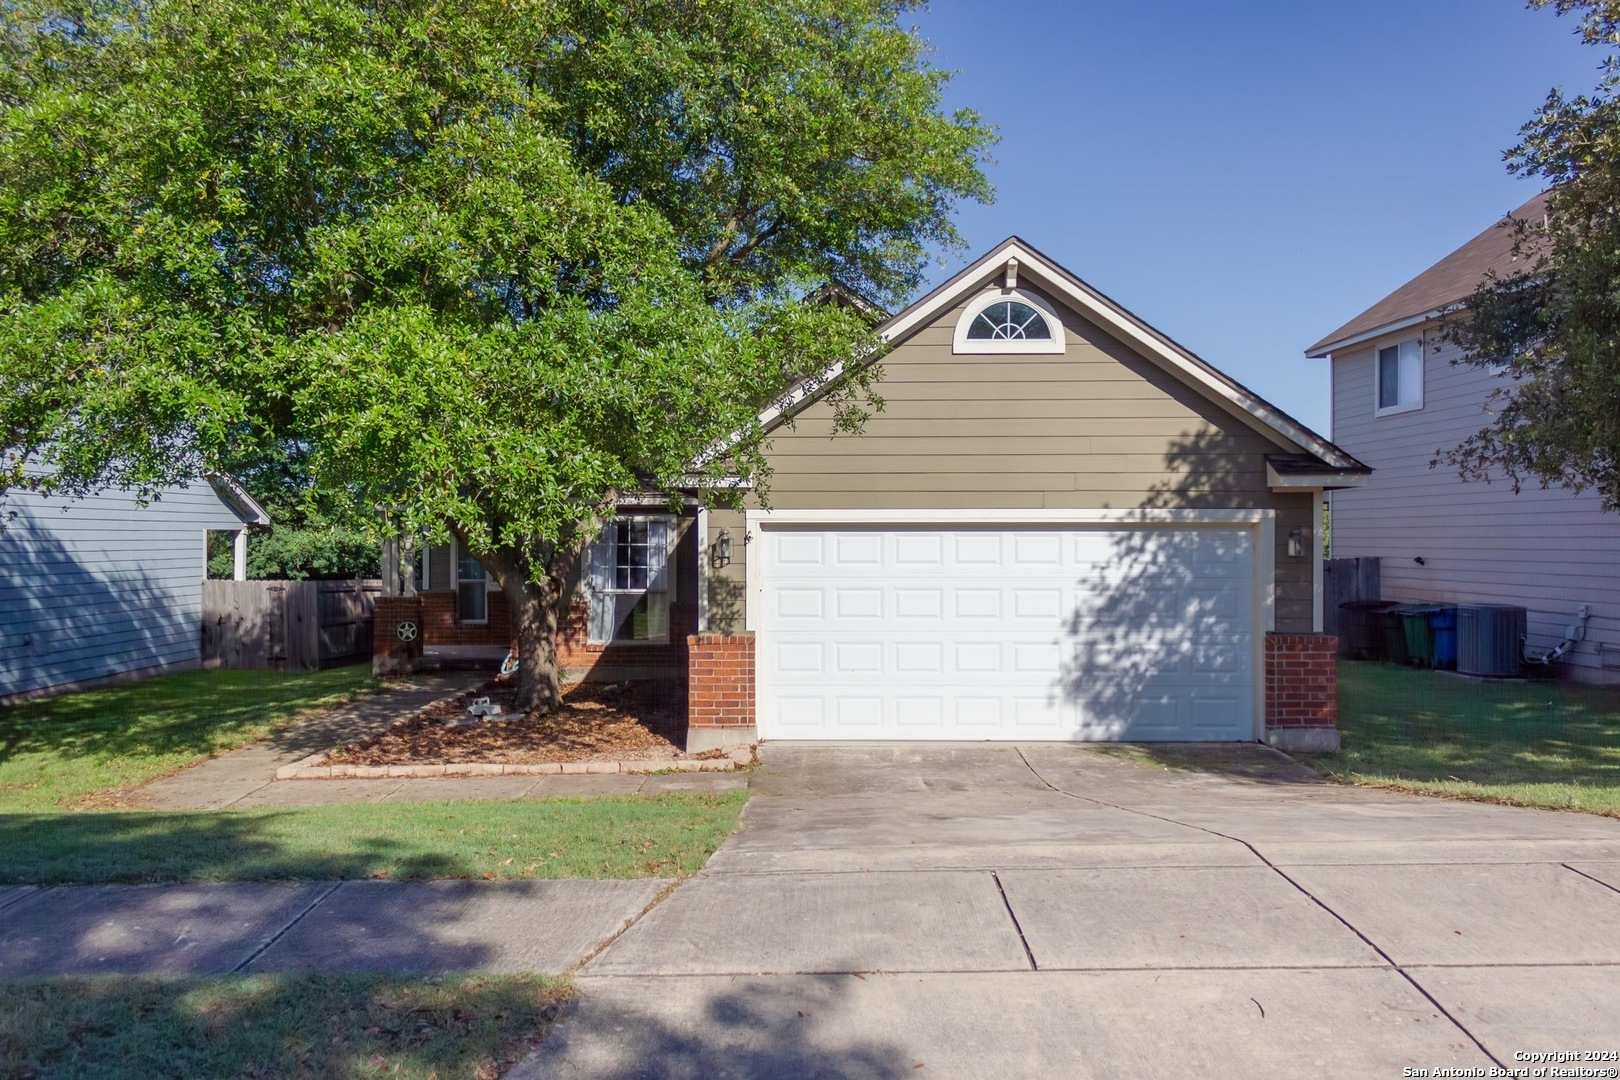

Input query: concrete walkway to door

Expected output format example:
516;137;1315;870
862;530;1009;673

523;743;1620;1079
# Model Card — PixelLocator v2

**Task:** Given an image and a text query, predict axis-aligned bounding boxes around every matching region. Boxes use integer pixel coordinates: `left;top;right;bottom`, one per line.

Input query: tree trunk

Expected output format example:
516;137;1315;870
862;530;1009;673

479;532;595;716
400;534;418;597
503;571;563;714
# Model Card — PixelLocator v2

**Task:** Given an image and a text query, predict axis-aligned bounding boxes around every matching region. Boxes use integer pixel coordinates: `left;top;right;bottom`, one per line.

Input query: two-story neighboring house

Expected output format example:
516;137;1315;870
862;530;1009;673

1307;190;1620;684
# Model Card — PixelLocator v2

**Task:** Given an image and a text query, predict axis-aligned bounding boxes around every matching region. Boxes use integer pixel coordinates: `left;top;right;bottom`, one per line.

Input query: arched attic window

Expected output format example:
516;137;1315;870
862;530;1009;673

952;291;1066;354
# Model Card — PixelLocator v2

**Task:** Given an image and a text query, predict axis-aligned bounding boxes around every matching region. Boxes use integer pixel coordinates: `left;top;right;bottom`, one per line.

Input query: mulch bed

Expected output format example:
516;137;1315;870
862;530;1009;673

322;680;699;767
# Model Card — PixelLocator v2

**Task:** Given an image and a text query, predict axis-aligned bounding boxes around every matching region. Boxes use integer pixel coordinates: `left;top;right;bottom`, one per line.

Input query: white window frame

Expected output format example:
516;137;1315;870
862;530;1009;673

585;515;677;645
451;538;493;625
1373;337;1423;417
952;289;1067;355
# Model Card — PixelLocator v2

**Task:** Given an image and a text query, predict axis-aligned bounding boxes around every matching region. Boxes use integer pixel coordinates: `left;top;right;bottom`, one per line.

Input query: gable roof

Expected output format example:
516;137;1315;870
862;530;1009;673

205;473;272;527
715;236;1365;474
1305;190;1551;357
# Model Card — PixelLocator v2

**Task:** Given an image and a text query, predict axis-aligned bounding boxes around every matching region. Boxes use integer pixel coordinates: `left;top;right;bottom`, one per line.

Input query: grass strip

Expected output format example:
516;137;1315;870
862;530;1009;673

0;971;568;1080
0;667;378;812
1306;660;1620;817
0;792;748;885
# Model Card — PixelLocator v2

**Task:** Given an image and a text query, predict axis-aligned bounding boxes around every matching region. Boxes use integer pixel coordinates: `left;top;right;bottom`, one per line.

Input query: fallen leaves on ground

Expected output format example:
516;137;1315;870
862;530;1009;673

322;681;687;766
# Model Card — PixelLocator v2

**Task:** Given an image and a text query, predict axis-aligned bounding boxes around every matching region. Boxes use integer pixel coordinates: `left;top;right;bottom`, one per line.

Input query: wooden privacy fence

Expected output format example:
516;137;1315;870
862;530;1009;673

202;579;380;671
1322;557;1381;641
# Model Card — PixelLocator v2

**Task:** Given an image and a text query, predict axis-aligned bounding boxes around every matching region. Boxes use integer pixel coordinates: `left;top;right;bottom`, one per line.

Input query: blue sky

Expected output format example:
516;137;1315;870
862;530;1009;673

909;0;1599;432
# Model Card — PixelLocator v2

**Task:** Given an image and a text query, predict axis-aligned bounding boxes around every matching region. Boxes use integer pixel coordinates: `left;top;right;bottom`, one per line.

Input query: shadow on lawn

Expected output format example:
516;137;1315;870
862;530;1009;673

1334;660;1620;787
0;812;468;885
0;971;565;1080
0;665;373;768
2;969;916;1080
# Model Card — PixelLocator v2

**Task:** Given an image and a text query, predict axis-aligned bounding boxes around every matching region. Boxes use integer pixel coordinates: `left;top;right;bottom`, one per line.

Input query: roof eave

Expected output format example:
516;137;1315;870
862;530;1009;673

1306;306;1455;358
205;473;272;527
697;235;1360;472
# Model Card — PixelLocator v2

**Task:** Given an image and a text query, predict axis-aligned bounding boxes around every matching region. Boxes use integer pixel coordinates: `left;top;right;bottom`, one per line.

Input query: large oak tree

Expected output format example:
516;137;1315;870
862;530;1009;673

0;0;993;709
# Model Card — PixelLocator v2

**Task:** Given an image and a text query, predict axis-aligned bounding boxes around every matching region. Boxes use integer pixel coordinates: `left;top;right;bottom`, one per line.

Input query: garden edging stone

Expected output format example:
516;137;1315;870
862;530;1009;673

275;747;752;781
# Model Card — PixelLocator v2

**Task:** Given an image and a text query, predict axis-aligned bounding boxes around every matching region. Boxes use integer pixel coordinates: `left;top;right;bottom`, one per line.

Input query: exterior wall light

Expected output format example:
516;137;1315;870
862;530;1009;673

714;528;733;566
1287;527;1307;559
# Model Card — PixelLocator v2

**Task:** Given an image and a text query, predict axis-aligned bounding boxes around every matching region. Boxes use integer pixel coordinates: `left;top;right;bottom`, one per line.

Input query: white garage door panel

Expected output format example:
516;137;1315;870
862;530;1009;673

758;526;1255;742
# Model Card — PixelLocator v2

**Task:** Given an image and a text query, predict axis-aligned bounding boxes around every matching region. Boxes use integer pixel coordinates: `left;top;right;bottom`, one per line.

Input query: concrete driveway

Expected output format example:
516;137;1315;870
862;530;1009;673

526;743;1620;1079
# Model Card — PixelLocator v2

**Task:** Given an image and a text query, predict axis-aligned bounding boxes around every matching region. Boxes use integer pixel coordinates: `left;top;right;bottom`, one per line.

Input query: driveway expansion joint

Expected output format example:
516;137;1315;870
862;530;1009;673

0;886;41;912
573;879;686;973
990;871;1038;971
229;881;343;974
1012;746;1509;1072
1565;862;1620;897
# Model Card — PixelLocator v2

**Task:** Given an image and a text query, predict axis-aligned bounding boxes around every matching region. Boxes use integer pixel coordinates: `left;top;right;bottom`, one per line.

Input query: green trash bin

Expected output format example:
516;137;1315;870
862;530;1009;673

1398;605;1440;668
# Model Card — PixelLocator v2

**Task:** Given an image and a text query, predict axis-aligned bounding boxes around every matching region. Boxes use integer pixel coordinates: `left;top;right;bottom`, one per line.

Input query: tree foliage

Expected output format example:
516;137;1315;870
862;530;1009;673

206;522;379;581
1442;0;1620;510
0;0;992;707
203;441;378;580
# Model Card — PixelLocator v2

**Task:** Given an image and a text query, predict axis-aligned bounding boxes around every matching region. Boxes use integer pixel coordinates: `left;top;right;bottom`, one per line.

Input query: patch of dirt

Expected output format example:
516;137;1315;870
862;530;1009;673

322;680;691;766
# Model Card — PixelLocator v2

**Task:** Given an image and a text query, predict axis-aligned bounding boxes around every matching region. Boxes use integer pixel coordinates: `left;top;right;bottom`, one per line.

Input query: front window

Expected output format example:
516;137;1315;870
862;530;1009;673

456;549;488;623
1376;339;1423;414
587;517;672;643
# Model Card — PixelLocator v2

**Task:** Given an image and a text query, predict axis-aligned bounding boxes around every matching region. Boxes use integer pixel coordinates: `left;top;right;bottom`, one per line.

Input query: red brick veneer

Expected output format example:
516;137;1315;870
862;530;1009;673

418;590;512;645
373;595;424;675
1264;632;1337;733
374;589;691;684
686;633;755;732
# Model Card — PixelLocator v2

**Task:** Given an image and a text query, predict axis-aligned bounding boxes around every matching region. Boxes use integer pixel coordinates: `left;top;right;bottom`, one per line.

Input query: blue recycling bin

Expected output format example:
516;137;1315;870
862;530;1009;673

1429;606;1458;670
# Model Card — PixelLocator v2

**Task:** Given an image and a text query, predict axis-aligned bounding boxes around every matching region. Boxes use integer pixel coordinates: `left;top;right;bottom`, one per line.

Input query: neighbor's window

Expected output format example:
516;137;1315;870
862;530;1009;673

456;547;489;623
1376;339;1423;415
586;517;672;643
966;301;1053;341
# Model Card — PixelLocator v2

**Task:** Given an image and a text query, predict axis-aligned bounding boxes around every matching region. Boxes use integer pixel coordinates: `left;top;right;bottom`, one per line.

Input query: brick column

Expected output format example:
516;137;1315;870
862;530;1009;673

373;595;424;676
686;633;755;753
1264;632;1339;753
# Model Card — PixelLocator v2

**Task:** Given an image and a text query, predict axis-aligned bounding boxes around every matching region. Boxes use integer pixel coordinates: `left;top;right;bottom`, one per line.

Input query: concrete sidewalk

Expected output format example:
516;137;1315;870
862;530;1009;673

138;673;487;810
0;878;667;978
522;743;1620;1079
132;672;745;808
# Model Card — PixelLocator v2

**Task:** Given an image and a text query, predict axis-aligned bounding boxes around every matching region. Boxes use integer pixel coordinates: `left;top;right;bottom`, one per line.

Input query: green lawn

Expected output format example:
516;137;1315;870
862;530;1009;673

1309;660;1620;816
0;667;747;884
0;666;379;811
0;972;568;1080
0;792;748;884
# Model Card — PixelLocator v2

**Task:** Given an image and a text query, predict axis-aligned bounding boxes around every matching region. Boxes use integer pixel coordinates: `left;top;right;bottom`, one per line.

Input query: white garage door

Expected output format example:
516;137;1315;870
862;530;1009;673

757;524;1256;742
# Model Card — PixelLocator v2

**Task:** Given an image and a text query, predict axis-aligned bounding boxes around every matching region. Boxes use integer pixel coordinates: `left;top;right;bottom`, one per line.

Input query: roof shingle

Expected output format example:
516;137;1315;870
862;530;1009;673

1305;190;1551;356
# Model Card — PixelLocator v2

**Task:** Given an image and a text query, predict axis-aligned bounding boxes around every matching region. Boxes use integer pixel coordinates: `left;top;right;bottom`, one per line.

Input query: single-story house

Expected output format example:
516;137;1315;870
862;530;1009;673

1307;191;1620;684
0;473;270;703
377;237;1368;750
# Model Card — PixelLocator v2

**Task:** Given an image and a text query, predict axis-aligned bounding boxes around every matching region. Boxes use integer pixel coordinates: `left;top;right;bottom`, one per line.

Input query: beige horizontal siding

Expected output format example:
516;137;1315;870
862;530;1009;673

1330;327;1620;680
706;276;1317;634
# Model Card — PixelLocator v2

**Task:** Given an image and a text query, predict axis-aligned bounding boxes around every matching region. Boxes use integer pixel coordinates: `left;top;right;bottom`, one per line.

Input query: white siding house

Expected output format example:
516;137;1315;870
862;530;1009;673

1308;191;1620;683
0;475;269;702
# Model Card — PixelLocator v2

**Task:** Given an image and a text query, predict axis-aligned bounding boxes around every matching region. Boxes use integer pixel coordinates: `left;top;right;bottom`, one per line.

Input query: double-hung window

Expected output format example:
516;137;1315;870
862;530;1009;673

455;545;489;623
586;517;672;643
1375;339;1423;416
